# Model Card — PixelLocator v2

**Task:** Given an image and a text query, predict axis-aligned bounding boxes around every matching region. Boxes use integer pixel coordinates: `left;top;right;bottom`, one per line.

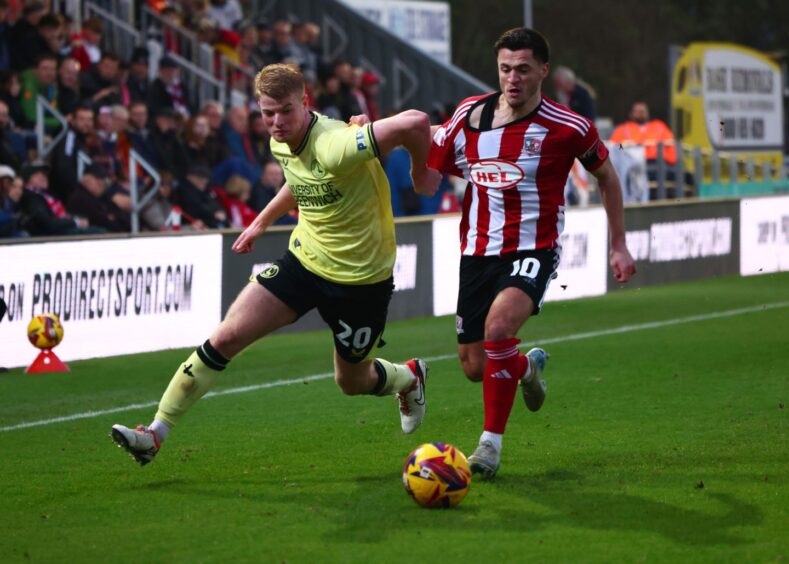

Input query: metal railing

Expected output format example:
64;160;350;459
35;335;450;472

139;6;202;67
615;140;787;201
128;149;161;234
167;51;227;110
84;1;140;61
35;97;68;158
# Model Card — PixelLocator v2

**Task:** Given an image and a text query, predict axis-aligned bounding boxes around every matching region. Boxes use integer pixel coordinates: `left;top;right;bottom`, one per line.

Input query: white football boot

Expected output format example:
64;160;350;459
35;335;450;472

397;359;428;434
521;347;549;412
468;440;500;480
110;424;160;466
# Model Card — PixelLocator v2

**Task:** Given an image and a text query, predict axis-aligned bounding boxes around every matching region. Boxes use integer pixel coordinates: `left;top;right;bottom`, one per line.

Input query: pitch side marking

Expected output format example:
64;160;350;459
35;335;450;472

2;301;787;432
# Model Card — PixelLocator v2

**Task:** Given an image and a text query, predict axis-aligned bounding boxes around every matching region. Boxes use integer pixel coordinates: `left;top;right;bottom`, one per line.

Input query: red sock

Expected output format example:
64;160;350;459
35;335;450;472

482;338;529;434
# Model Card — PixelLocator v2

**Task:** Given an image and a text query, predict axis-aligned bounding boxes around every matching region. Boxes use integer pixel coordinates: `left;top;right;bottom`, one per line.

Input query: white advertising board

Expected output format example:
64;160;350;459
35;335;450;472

0;235;222;368
704;47;783;149
432;207;609;317
432;215;461;316
342;0;451;64
544;207;609;302
740;195;789;275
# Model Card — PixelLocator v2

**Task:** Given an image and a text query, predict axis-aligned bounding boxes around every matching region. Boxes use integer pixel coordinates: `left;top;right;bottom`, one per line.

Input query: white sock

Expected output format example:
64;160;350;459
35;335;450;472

149;419;170;443
480;430;502;451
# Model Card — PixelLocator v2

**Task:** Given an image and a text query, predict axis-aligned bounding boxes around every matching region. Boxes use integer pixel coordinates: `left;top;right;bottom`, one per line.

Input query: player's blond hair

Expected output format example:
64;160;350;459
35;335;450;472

254;64;305;101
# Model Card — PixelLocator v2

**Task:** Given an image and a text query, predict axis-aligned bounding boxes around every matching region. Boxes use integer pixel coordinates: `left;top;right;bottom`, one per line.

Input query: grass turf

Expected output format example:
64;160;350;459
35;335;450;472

0;272;787;563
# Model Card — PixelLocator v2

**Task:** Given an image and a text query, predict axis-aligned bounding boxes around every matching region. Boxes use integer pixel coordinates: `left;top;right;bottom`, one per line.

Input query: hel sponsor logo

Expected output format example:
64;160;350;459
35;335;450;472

455;315;464;335
469;160;524;190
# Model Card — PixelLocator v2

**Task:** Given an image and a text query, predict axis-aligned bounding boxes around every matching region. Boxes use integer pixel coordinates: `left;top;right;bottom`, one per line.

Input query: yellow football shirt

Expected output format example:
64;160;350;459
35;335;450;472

270;112;396;285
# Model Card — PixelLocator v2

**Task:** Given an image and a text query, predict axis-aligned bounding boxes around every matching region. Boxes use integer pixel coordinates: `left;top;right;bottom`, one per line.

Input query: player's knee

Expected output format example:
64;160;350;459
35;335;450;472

485;317;518;342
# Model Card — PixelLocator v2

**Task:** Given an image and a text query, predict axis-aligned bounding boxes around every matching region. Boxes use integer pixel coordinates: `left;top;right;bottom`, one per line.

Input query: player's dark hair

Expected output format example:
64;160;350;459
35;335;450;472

494;27;550;63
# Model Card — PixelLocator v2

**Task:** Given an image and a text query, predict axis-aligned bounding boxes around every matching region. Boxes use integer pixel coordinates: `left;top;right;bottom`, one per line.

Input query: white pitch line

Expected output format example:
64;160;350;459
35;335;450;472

1;300;787;433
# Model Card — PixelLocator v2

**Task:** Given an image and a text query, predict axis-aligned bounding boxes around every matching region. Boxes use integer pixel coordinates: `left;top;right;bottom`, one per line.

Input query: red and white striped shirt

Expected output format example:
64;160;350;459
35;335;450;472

429;93;608;256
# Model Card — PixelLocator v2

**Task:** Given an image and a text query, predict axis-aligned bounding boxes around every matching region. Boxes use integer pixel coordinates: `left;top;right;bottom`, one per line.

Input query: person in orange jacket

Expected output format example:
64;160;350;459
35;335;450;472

610;101;676;165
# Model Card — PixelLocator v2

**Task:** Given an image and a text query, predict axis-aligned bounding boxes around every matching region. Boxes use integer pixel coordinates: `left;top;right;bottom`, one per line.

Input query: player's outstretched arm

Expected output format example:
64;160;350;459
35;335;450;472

371;110;441;196
591;159;637;283
232;183;297;254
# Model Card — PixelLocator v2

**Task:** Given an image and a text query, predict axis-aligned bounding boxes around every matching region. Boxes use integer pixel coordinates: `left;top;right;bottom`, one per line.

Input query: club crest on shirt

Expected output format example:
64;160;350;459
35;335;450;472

310;158;326;178
524;137;543;155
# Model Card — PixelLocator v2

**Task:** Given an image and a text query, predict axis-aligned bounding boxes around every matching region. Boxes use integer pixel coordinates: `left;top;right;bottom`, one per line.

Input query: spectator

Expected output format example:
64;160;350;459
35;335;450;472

248;160;294;223
220;105;250;161
248;19;274;69
384;146;448;216
19;53;58;130
0;166;26;237
140;169;175;231
56;56;81;117
149;107;188;178
0;0;10;71
360;71;381;122
237;21;262;70
80;52;121;109
247;110;272;165
32;13;63;63
148;55;193;119
159;6;183;54
269;20;295;64
315;75;342;120
213;173;256;227
66;163;130;232
331;60;362;121
290;21;317;76
50;104;94;201
198;100;228;164
125;47;151;104
16;162;104;236
207;0;242;31
552;65;596;121
67;17;102;71
8;0;46;71
0;99;24;169
184;113;220;168
610;101;677;165
118;100;156;169
0;70;24;126
176;164;227;228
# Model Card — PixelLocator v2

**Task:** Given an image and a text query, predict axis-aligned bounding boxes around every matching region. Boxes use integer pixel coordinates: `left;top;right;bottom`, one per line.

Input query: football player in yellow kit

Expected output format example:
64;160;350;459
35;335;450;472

110;64;441;465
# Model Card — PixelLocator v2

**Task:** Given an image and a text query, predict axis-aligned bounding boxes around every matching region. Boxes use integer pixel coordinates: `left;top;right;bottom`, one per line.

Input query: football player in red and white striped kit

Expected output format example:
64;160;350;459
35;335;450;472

429;27;636;479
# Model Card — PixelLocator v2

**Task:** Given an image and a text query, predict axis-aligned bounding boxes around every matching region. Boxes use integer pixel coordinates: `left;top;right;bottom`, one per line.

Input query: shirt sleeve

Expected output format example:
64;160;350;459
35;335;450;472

313;123;379;175
576;122;609;172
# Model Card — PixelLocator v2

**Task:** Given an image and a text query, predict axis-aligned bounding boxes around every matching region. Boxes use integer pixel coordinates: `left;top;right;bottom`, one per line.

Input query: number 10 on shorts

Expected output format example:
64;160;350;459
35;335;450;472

511;257;540;278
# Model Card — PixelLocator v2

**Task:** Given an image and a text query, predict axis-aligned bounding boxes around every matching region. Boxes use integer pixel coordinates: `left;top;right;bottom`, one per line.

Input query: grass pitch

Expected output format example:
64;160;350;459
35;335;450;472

1;272;787;563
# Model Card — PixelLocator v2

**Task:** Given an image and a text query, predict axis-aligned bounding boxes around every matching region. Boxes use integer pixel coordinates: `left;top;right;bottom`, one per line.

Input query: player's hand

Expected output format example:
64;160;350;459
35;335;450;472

232;222;266;254
412;166;442;197
610;241;636;283
348;114;371;127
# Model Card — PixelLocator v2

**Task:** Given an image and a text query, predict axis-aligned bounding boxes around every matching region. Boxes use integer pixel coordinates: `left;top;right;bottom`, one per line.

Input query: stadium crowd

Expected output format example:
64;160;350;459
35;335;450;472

0;0;460;239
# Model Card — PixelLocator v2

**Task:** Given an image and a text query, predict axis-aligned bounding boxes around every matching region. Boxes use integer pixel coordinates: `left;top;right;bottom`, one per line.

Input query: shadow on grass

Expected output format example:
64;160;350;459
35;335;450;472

493;469;762;546
135;466;761;548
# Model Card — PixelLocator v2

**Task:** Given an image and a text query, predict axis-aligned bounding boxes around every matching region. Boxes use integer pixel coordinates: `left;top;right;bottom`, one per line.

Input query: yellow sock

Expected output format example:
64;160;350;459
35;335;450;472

155;342;228;427
372;359;415;396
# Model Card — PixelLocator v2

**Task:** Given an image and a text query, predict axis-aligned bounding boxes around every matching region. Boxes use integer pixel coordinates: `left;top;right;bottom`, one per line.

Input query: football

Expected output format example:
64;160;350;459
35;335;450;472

402;442;471;508
27;313;65;350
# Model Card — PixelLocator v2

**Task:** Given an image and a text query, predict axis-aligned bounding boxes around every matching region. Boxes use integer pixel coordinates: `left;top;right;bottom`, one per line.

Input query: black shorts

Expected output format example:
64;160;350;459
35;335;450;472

256;251;394;363
456;249;560;344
